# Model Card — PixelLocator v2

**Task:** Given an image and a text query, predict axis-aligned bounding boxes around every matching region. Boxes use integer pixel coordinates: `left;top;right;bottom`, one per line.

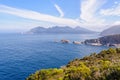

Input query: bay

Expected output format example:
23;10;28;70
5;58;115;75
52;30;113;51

0;33;108;80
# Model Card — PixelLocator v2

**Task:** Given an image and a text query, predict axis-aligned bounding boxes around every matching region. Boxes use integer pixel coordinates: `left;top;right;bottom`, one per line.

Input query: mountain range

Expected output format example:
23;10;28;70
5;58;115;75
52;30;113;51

27;26;95;34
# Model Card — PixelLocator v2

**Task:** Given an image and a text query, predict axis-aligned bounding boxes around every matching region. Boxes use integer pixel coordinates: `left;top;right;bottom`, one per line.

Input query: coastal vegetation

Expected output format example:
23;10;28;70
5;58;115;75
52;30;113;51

26;48;120;80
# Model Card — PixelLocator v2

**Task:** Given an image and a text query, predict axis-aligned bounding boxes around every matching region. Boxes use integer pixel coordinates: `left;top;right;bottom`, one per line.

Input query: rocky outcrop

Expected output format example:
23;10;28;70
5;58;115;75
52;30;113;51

84;34;120;47
54;40;83;45
61;39;70;43
73;41;81;44
99;34;120;45
84;39;102;46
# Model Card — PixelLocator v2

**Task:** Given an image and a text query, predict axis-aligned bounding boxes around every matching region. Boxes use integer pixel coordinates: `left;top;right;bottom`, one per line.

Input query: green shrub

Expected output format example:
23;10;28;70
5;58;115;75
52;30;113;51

26;48;120;80
107;48;116;54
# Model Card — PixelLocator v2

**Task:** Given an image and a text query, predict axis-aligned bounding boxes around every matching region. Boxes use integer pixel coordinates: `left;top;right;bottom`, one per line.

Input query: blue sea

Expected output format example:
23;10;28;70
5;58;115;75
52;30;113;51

0;33;108;80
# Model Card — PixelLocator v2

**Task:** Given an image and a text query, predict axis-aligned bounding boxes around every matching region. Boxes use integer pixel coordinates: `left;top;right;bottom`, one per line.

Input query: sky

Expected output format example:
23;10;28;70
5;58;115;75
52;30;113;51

0;0;120;32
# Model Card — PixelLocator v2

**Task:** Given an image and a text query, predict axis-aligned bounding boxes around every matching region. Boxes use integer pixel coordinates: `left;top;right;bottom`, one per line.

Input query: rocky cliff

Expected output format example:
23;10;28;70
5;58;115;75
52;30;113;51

84;34;120;47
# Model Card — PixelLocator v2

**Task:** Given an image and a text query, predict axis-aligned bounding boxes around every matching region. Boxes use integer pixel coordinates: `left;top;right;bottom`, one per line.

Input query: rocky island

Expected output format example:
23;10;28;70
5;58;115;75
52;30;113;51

61;39;70;43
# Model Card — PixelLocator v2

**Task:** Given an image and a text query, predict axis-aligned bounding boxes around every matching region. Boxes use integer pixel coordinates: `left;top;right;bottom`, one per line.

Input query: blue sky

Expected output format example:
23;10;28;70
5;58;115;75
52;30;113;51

0;0;120;32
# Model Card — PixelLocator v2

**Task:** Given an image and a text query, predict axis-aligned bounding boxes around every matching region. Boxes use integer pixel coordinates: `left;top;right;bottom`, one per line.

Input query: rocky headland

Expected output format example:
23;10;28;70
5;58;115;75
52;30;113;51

84;34;120;47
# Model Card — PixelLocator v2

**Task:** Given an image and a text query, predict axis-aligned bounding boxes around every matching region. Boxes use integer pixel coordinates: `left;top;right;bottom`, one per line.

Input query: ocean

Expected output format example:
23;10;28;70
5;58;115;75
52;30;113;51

0;33;108;80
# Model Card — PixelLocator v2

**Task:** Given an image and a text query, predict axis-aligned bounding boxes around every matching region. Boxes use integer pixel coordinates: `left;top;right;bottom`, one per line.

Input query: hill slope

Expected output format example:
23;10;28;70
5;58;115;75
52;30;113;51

26;48;120;80
27;26;95;34
100;25;120;36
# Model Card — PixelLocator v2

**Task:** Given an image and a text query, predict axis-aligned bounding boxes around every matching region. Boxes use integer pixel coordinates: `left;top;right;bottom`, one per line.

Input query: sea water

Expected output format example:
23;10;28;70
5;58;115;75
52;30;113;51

0;33;108;80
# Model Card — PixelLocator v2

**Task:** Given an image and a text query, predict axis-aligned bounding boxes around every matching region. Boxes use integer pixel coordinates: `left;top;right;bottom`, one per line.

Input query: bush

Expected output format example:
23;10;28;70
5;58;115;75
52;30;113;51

107;48;116;54
64;62;91;80
26;48;120;80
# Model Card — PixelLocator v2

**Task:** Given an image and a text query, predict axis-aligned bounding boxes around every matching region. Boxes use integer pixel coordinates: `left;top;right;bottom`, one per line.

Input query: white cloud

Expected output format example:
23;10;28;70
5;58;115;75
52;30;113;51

54;4;64;17
114;1;118;4
0;1;111;32
79;0;107;31
100;3;120;16
80;0;105;23
0;5;80;27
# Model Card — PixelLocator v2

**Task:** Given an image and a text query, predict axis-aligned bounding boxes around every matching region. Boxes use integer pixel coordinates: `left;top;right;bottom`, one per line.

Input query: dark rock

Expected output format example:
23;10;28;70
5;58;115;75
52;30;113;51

61;39;70;43
84;34;120;47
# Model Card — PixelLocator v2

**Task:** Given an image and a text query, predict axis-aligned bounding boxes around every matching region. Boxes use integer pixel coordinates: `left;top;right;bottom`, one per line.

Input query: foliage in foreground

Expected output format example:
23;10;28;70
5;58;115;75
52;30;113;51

26;48;120;80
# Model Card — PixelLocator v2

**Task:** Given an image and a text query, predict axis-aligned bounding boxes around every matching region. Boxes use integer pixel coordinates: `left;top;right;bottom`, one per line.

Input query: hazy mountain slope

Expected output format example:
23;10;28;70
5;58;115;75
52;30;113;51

100;25;120;36
27;26;95;34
